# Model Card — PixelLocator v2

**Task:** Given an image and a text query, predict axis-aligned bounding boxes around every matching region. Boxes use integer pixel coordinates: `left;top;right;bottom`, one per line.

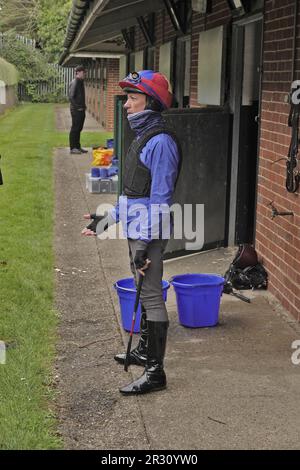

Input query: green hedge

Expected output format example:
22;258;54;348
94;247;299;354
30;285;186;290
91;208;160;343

0;57;19;86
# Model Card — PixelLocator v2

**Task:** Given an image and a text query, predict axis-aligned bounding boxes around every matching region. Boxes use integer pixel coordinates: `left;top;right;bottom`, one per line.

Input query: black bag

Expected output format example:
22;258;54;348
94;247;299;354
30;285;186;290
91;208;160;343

224;244;268;291
224;263;268;291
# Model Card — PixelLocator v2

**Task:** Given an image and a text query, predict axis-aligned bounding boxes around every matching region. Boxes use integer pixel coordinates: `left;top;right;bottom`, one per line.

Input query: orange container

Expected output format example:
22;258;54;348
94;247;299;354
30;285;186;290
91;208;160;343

92;147;114;166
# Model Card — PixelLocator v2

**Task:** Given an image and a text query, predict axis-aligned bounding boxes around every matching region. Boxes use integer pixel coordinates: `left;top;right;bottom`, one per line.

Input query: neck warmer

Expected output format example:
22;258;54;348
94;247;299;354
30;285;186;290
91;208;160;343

127;110;165;137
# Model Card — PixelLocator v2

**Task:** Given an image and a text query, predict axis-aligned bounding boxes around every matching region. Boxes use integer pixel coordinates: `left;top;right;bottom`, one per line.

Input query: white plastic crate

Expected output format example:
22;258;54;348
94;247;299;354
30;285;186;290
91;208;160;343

86;174;118;194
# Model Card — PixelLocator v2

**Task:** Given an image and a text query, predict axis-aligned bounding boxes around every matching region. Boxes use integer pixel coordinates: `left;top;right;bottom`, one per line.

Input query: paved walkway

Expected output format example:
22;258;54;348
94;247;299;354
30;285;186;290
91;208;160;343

55;104;103;132
54;145;300;449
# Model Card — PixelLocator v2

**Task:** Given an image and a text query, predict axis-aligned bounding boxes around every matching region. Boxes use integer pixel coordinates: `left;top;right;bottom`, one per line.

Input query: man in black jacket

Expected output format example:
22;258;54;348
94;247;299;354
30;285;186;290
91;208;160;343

69;65;88;154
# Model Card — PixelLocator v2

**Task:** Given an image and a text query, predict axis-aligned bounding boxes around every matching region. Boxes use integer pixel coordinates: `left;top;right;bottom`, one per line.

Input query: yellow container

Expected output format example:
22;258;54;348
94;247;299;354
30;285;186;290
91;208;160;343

92;147;114;166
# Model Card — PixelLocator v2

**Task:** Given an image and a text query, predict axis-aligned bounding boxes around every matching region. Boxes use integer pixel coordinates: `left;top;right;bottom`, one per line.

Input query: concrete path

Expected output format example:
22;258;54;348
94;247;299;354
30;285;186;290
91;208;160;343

54;146;300;450
55;104;103;132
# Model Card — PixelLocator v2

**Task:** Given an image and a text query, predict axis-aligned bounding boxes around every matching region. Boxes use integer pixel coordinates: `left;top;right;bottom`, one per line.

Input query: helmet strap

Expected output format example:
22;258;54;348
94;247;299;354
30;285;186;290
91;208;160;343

145;96;164;112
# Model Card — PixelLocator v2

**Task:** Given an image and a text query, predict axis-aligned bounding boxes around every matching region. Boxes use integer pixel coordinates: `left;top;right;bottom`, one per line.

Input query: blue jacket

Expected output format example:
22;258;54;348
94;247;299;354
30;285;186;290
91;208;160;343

110;111;180;243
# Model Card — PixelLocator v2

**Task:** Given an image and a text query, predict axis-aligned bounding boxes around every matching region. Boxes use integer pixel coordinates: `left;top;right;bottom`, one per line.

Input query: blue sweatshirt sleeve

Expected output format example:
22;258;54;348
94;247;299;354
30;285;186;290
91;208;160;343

109;200;120;223
139;133;180;242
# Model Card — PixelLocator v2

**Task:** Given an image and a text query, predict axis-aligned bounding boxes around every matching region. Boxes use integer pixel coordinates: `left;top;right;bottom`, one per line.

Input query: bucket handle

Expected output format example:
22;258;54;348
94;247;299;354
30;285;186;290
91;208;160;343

169;276;225;288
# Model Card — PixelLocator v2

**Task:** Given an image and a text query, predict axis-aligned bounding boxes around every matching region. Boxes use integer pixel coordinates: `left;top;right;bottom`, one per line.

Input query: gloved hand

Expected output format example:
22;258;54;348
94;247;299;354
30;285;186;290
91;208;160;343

134;241;149;270
82;213;108;236
86;213;108;233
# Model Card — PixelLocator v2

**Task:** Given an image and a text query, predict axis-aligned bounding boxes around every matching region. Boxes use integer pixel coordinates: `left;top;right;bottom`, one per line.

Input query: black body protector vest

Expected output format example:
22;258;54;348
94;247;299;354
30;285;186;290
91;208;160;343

123;127;182;198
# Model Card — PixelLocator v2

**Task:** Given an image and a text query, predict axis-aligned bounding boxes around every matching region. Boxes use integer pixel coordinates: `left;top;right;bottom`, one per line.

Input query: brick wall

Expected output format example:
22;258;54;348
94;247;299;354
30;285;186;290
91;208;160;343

135;19;147;51
85;58;120;132
86;82;97;119
256;0;300;320
99;58;105;128
106;58;120;132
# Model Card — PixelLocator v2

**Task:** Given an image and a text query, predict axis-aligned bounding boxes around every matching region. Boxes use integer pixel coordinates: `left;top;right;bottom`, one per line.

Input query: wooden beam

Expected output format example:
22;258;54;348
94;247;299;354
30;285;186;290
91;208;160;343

122;29;135;51
163;0;185;33
137;16;154;46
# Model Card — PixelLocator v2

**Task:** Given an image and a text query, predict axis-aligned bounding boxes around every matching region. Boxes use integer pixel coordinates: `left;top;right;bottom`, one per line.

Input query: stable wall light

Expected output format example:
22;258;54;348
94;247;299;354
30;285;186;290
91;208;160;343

227;0;251;14
192;0;212;14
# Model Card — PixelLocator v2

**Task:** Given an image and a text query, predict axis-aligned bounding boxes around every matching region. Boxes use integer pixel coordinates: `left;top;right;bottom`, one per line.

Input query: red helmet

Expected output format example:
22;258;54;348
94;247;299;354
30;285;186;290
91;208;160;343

119;70;173;109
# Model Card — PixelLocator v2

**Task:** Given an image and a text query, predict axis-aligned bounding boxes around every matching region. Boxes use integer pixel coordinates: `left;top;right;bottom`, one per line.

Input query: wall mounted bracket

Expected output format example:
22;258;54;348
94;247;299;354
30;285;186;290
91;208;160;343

268;201;294;220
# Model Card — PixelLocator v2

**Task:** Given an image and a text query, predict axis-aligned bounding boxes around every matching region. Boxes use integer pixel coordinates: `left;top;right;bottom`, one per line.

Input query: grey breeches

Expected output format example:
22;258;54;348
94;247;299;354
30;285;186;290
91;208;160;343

128;239;169;322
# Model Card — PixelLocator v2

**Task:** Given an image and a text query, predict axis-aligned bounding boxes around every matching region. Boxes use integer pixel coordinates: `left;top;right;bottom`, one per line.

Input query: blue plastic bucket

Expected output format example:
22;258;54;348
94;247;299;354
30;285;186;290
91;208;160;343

106;138;114;149
114;277;170;333
171;274;224;328
100;168;109;178
107;166;118;177
91;167;100;177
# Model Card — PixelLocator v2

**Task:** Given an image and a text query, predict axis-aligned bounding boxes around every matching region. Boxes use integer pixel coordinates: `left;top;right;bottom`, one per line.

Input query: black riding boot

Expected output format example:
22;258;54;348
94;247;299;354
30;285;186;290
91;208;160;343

120;321;168;395
114;307;148;366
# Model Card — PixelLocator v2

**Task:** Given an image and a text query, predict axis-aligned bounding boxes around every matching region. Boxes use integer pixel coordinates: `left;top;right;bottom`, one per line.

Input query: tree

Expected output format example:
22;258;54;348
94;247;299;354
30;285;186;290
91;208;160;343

0;0;72;62
0;32;67;102
37;0;72;62
0;32;55;83
0;0;40;38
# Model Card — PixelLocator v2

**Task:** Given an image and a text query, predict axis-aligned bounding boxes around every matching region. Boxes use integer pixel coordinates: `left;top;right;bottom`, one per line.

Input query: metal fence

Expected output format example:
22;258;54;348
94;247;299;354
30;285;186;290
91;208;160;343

16;34;36;48
18;65;75;100
0;32;36;48
0;33;75;100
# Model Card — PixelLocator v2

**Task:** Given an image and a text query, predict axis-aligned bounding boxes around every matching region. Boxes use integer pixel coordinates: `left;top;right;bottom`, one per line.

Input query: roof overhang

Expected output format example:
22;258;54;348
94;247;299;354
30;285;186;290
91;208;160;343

62;51;124;67
60;0;164;66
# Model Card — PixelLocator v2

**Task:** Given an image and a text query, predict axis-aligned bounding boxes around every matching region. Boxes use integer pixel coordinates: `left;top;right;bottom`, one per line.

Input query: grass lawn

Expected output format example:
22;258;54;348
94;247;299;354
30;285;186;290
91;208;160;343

0;103;112;449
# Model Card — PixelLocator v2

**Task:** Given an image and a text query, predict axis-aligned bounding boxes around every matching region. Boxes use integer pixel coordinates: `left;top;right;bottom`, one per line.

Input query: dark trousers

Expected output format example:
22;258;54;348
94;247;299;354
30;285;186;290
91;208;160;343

69;109;85;150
